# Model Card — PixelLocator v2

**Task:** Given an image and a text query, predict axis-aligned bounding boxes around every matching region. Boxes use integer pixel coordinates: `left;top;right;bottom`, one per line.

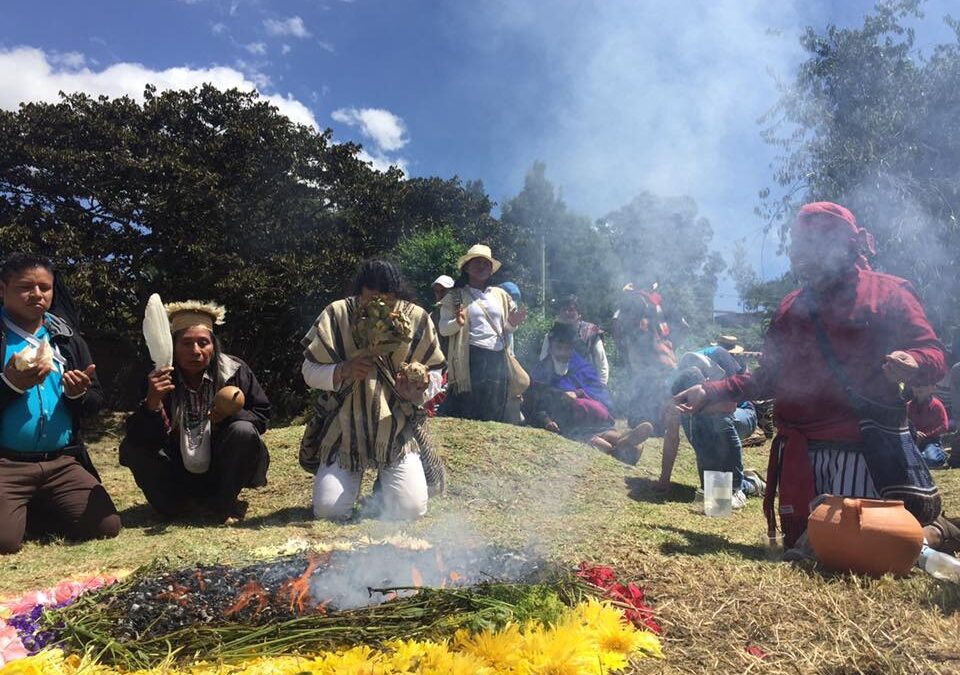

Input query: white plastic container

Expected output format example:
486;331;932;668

703;470;733;517
918;544;960;582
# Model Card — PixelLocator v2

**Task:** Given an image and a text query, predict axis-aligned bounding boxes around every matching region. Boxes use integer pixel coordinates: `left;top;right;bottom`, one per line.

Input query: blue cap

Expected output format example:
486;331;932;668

499;281;521;303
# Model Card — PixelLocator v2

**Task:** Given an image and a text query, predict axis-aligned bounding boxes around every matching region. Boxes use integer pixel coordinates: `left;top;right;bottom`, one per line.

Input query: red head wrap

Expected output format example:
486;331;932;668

795;201;876;269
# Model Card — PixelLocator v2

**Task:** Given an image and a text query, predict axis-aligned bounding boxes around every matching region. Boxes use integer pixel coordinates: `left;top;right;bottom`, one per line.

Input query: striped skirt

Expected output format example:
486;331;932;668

807;440;879;499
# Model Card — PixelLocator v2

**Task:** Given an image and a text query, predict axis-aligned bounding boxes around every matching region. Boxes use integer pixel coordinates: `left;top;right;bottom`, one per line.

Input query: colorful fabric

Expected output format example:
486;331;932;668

531;351;613;413
705;269;946;546
0;312;73;453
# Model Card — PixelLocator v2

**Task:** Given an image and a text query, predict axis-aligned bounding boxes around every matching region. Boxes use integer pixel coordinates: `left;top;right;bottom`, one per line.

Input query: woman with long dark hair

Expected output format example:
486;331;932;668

439;244;527;422
120;301;271;525
300;259;445;520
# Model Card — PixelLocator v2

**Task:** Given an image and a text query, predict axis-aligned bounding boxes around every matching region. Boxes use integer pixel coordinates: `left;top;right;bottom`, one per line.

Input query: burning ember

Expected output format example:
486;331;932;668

83;543;544;642
29;549;661;670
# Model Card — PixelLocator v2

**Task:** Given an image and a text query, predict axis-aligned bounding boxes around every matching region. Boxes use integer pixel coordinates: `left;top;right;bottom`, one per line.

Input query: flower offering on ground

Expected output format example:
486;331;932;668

0;552;663;673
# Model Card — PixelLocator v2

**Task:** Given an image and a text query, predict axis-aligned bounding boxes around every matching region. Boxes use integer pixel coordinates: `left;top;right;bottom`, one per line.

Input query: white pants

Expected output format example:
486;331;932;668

312;451;429;521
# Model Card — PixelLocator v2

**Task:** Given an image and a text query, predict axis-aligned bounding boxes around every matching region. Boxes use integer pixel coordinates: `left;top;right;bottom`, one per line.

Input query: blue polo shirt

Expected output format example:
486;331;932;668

0;313;74;453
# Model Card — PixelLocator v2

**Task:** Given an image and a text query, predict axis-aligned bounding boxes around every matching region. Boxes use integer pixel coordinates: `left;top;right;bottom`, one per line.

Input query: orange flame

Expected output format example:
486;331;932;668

156;584;190;605
225;581;269;617
410;565;423;588
279;554;323;612
449;571;461;583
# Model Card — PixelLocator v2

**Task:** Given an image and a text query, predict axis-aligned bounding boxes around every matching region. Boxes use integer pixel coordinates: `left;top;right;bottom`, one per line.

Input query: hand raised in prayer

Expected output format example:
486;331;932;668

63;364;96;397
455;305;467;327
508;305;528;327
883;350;920;384
145;366;175;411
673;384;708;414
3;355;52;391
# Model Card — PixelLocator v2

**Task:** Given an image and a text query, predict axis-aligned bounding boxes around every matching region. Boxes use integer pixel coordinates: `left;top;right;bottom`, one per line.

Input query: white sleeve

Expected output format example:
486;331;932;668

594;339;610;385
439;294;464;337
425;370;444;400
302;359;338;391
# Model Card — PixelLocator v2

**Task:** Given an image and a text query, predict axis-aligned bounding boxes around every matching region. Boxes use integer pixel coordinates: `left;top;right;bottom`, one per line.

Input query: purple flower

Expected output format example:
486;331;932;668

8;600;71;654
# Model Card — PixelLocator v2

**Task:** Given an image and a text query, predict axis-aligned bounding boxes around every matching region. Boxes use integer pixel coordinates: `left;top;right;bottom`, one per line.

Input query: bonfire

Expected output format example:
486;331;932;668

0;541;663;673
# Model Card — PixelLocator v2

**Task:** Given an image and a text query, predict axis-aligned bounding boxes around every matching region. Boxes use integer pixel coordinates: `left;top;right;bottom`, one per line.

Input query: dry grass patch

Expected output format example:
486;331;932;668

2;415;960;673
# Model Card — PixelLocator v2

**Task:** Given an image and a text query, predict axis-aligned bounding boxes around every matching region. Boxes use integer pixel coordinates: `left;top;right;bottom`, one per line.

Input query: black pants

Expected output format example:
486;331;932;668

448;346;509;422
121;420;266;518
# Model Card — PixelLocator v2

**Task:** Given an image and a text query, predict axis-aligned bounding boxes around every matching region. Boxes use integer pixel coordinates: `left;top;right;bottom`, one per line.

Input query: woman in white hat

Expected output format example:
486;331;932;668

439;244;527;421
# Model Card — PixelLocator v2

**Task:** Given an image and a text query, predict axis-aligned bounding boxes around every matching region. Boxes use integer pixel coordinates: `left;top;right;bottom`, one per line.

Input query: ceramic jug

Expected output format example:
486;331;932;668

807;496;923;576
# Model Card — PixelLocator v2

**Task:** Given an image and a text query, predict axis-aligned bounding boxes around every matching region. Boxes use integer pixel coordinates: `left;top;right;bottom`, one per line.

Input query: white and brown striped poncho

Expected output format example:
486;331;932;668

301;297;444;471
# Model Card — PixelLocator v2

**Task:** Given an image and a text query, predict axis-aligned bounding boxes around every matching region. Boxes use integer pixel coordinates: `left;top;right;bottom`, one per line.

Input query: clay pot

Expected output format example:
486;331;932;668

807;496;923;576
210;385;245;422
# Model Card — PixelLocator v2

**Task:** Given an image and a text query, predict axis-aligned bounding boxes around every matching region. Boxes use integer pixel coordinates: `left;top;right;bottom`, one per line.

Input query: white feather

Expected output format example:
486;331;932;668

143;293;173;369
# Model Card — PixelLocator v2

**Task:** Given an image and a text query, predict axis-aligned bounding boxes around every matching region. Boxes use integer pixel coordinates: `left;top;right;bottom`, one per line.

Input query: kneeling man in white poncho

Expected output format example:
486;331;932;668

300;259;445;521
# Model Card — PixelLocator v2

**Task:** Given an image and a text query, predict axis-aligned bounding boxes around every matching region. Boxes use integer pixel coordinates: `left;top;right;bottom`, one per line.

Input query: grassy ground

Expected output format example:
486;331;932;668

3;416;960;673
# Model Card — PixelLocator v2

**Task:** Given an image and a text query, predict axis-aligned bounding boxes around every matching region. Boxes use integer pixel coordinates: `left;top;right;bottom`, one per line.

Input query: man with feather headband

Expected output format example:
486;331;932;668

120;300;271;525
300;259;445;521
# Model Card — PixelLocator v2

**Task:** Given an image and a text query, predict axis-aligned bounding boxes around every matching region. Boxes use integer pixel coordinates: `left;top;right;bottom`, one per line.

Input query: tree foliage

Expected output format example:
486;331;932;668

598;192;725;333
393;225;464;308
0;86;501;413
758;0;960;334
499;162;618;323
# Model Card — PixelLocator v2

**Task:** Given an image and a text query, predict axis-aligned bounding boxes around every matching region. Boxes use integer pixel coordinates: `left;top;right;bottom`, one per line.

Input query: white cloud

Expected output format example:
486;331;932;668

357;149;407;175
0;46;318;129
331;107;408;151
50;51;86;69
264;16;311;39
244;42;267;55
281;44;291;55
317;40;335;53
211;22;227;35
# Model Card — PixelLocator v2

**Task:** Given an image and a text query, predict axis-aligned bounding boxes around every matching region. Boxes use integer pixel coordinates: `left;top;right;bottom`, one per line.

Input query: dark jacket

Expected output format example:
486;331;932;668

121;354;271;485
0;313;104;479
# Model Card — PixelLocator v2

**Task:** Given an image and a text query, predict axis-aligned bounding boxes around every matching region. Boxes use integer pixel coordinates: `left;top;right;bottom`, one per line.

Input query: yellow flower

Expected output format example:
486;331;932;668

570;598;664;662
314;645;384;675
453;623;525;671
0;649;71;675
520;622;600;675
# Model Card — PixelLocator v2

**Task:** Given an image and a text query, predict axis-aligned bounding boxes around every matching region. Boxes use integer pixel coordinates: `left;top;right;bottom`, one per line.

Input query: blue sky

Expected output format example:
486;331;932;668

1;0;957;309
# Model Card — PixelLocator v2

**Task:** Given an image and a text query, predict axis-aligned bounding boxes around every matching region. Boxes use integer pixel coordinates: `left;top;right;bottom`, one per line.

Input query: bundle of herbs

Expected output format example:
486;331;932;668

353;296;412;356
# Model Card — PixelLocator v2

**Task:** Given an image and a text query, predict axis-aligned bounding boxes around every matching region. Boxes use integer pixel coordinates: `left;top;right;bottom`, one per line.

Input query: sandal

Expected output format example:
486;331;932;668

929;514;960;555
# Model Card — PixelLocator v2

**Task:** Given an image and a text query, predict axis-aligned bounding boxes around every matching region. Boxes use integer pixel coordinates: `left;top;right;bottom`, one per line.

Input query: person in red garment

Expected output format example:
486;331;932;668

674;202;946;553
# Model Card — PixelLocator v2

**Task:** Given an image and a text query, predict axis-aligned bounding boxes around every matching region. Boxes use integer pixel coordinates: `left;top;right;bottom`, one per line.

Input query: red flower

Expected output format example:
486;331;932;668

576;563;662;634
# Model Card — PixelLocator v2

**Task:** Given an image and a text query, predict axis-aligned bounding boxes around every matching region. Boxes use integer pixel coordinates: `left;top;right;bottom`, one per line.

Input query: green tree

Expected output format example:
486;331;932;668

0;85;501;413
759;0;960;333
599;191;725;336
500;162;616;322
393;225;464;308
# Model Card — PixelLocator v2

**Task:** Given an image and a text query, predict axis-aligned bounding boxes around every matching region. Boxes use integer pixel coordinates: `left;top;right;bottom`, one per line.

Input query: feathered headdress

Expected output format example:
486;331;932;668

165;300;227;334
